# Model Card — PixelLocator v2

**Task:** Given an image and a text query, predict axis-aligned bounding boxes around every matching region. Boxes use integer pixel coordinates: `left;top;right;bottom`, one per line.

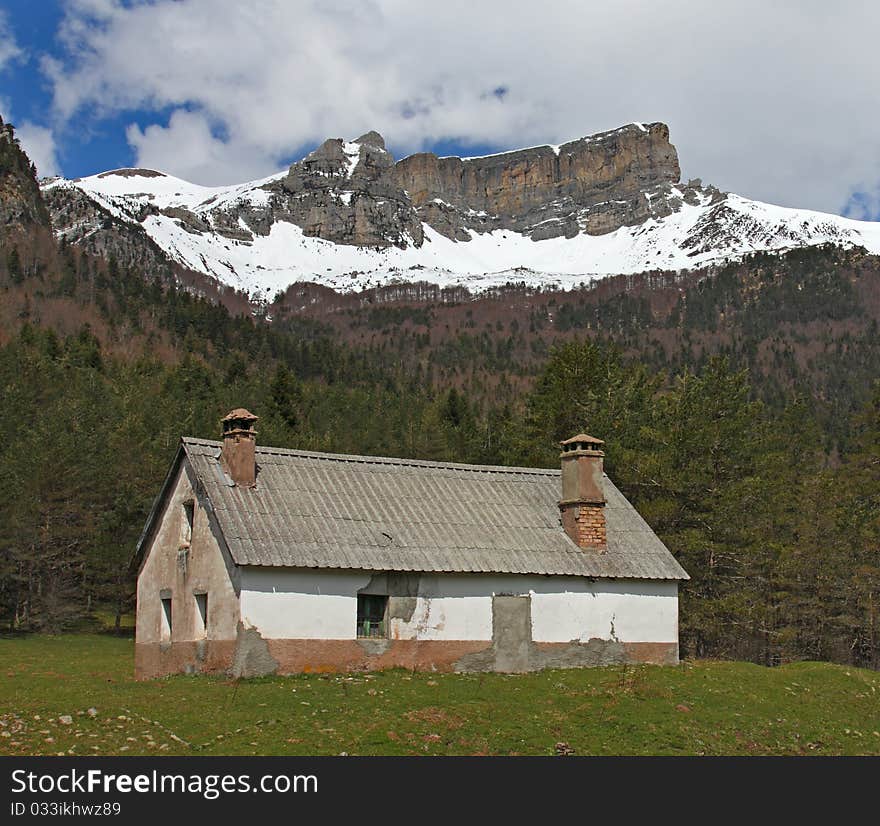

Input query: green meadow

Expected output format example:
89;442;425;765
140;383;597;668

2;635;878;757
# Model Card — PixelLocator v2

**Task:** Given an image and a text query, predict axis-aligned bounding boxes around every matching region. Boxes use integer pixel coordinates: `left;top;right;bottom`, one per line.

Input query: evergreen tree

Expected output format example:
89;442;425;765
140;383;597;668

269;363;304;432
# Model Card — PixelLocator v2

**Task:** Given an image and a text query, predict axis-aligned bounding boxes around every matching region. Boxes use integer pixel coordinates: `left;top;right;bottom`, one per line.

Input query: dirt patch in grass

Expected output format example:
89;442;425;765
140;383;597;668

404;707;465;730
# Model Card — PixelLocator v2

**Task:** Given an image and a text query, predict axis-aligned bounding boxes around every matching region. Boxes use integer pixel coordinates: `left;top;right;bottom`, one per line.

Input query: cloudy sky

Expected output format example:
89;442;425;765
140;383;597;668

1;0;879;219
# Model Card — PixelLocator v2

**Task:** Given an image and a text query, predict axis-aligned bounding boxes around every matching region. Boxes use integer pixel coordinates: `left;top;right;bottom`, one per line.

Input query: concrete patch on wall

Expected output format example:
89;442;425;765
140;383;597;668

455;594;650;672
388;596;418;623
532;638;627;668
362;572;423;627
455;595;530;673
388;573;423;597
360;572;422;598
231;623;278;678
492;596;532;672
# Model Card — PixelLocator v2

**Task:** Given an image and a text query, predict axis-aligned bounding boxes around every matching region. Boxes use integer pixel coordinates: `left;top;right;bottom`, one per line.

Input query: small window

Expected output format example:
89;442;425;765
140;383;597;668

356;594;388;638
181;500;194;548
160;597;172;642
194;593;208;638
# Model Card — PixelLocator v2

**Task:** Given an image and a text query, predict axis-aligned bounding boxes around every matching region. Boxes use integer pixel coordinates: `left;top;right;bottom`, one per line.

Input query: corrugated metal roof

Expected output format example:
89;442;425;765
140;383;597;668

181;438;689;581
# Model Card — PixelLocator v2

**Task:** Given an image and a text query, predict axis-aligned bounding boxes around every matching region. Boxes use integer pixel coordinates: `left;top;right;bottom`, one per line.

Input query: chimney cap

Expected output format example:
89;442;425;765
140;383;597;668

560;433;604;447
222;408;259;423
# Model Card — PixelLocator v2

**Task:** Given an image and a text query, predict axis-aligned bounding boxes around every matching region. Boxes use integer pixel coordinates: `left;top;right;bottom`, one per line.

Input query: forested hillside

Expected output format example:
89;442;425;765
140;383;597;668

272;245;880;454
0;128;878;668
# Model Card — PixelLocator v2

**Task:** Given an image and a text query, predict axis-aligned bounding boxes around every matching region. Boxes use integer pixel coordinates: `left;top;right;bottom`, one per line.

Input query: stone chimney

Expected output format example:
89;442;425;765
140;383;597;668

558;433;606;551
220;408;259;487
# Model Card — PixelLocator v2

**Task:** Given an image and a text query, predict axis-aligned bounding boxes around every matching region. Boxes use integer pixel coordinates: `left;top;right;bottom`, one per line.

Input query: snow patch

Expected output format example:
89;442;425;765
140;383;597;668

342;142;361;178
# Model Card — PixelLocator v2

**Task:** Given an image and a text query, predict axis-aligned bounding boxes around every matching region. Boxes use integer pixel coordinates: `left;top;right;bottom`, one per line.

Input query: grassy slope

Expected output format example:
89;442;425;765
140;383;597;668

1;635;879;757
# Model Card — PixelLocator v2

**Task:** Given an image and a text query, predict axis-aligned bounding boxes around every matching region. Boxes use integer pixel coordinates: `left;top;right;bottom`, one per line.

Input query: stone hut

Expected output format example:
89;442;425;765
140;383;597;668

132;410;688;678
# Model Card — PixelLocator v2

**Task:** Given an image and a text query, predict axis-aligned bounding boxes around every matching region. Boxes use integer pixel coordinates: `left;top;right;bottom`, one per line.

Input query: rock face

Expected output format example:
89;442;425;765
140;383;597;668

0;115;50;235
42;180;176;280
394;122;694;241
92;121;697;253
271;131;423;247
257;121;695;246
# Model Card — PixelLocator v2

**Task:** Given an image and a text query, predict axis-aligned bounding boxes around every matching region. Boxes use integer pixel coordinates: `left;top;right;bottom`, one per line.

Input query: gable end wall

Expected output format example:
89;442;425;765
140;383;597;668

135;460;241;678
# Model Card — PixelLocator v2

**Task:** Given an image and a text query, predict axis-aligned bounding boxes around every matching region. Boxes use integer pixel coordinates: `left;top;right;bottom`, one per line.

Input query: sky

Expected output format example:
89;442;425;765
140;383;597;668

1;0;879;220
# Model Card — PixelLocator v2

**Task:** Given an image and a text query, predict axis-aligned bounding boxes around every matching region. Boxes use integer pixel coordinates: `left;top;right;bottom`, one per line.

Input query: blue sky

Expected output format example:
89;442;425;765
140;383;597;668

1;1;878;220
0;0;499;180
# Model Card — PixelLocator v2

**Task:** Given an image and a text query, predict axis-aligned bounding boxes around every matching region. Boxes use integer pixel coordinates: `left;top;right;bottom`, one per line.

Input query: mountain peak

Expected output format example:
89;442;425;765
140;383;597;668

354;130;386;150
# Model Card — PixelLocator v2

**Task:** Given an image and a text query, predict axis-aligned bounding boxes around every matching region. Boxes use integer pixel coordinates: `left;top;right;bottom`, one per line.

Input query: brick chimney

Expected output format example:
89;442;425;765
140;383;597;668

558;433;606;551
220;408;259;487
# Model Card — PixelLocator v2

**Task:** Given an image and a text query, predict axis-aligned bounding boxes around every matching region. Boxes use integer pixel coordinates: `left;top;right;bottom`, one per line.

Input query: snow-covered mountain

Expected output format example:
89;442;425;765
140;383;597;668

41;123;880;297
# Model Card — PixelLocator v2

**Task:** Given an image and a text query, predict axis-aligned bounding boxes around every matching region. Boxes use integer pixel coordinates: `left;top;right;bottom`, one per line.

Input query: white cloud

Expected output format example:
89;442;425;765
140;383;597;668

42;0;880;216
126;109;283;183
15;121;61;177
0;94;61;178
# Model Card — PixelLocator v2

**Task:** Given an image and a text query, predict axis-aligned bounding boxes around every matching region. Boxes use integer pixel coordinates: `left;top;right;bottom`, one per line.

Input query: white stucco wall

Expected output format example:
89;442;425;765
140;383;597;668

528;578;678;643
239;569;373;639
238;568;678;643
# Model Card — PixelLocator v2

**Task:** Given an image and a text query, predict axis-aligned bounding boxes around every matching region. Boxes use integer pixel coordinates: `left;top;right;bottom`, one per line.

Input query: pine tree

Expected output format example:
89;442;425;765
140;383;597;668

269;363;304;432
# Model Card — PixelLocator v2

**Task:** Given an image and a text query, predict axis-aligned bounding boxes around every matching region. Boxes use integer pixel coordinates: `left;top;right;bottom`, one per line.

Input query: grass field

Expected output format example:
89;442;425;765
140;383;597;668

1;635;879;756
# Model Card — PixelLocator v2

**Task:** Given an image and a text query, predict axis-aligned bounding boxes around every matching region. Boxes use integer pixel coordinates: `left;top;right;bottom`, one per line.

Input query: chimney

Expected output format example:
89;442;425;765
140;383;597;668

558;433;606;551
220;408;259;487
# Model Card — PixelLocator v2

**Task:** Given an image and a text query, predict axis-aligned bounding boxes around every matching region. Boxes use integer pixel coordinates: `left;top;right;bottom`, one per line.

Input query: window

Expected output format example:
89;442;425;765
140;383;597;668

160;596;172;642
356;594;388;638
194;592;208;638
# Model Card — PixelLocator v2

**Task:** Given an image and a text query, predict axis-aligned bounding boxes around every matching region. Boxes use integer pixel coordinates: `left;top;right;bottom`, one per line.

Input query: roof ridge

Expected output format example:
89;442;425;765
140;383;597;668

181;436;560;476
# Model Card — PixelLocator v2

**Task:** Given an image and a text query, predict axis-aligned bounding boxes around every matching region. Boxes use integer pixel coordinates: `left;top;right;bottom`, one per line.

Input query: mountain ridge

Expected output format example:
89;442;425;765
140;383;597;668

41;122;880;298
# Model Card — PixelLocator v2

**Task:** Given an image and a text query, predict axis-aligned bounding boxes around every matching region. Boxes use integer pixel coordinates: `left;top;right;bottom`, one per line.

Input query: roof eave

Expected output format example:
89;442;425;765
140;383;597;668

233;560;690;580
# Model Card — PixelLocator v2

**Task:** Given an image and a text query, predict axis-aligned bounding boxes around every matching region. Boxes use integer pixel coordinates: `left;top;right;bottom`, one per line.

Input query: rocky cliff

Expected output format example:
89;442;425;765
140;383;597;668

0;115;50;235
394;122;704;241
273;130;423;247
257;121;703;245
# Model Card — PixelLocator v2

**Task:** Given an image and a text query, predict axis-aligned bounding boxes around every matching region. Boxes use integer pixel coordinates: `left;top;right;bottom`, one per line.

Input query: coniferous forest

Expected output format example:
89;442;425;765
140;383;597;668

0;124;878;669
